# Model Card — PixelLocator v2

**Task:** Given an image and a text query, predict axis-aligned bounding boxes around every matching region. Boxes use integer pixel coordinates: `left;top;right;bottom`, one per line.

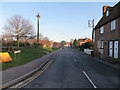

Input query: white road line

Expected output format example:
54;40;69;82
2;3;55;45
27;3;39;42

83;71;97;88
74;59;77;62
2;60;51;88
17;60;53;88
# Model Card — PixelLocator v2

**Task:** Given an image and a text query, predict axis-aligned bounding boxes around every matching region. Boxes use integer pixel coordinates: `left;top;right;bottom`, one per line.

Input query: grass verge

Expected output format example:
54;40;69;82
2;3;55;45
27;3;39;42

2;47;58;70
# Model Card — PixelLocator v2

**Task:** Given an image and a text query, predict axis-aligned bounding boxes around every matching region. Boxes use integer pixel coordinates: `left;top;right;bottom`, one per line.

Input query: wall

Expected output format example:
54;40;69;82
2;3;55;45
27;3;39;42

94;17;120;61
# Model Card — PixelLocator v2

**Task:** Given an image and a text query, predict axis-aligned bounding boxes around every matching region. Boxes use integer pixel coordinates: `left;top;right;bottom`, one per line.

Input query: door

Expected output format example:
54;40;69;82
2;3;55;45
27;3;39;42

114;41;118;59
109;41;113;57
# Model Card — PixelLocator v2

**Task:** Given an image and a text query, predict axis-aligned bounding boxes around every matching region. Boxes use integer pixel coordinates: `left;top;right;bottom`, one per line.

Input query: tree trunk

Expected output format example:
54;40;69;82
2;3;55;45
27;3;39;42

17;36;19;50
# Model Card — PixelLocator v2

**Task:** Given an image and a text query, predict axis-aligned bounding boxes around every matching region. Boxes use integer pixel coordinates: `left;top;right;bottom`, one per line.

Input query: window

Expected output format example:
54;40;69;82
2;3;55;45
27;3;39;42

111;20;116;30
114;41;118;59
106;10;109;16
97;40;101;48
100;26;104;34
101;40;104;49
108;40;118;58
109;41;113;57
97;40;104;49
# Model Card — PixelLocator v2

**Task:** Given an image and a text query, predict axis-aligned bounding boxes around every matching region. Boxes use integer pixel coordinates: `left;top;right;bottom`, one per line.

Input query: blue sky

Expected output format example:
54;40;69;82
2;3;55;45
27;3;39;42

1;2;117;42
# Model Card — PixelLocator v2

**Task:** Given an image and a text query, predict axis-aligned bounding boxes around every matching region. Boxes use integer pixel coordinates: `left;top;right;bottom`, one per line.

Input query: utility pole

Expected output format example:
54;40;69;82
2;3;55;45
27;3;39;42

36;13;40;44
88;19;94;42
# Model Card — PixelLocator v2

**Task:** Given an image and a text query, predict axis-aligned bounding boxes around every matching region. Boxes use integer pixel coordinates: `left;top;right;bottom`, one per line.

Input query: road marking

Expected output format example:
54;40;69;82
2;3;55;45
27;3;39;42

2;59;52;88
17;60;53;88
74;59;77;62
83;71;97;88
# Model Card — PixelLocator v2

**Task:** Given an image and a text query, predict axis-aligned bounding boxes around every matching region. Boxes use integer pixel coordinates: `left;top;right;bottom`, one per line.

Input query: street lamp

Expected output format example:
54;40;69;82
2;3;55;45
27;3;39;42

36;13;40;44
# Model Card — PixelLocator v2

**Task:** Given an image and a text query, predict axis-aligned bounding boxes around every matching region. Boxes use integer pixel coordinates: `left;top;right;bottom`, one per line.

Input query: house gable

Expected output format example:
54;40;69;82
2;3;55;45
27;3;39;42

95;2;120;29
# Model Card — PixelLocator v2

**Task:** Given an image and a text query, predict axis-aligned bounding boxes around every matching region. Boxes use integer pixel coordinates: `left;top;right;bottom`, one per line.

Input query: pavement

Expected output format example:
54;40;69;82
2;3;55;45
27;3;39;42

23;48;120;88
75;49;120;70
1;49;61;87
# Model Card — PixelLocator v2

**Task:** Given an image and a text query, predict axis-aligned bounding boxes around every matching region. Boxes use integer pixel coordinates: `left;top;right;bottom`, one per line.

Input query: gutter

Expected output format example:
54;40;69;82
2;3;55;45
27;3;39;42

1;56;54;89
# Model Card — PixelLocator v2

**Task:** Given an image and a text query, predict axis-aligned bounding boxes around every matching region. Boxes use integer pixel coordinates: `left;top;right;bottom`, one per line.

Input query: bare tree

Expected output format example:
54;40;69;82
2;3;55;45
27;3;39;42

3;15;34;50
43;36;49;41
70;39;73;44
39;33;44;40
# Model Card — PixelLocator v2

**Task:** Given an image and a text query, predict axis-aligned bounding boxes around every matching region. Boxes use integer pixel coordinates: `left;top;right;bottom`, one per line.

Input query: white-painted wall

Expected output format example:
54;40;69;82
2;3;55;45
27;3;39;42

84;49;93;55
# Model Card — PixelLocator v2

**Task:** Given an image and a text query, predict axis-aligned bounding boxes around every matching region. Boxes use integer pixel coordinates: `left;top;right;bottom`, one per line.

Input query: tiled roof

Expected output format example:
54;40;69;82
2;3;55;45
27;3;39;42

84;38;92;42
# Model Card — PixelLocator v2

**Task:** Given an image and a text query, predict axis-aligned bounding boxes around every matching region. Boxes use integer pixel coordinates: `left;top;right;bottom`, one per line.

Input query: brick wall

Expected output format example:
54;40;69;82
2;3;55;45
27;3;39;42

118;17;120;59
94;17;120;61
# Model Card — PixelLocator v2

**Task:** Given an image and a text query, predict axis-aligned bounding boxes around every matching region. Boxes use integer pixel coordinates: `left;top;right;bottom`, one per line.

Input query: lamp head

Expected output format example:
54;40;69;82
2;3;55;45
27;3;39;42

36;13;40;19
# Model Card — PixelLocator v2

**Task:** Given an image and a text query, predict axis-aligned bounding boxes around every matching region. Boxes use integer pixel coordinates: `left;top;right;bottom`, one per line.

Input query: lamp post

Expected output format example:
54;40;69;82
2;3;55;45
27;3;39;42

36;13;40;44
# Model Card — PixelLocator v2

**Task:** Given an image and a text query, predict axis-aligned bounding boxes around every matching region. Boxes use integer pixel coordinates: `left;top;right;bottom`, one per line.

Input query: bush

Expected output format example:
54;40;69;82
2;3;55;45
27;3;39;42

33;43;43;48
12;47;18;51
24;42;30;47
19;42;25;47
80;41;94;51
12;41;18;46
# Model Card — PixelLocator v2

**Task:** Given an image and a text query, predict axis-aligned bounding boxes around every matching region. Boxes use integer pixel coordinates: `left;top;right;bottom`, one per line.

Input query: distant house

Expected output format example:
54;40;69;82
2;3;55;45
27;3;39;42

39;40;52;48
64;42;70;47
49;41;53;47
78;38;85;46
27;39;36;45
1;35;14;44
94;2;120;61
84;38;92;42
19;39;53;48
78;38;92;46
52;42;61;48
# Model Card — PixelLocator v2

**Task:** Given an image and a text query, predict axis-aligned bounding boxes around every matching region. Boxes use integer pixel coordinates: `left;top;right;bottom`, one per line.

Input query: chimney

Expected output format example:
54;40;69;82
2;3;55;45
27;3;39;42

102;6;110;15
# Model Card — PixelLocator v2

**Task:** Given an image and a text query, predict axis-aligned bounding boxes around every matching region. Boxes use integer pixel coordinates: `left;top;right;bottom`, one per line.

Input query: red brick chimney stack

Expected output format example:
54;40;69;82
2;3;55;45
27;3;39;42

103;6;110;15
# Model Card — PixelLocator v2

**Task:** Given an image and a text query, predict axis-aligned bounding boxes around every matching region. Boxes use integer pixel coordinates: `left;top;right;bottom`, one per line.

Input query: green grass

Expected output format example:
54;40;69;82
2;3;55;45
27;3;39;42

2;47;58;70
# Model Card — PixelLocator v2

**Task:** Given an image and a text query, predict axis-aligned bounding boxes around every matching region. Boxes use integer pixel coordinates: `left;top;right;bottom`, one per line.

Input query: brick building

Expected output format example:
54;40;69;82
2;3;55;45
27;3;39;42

94;2;120;62
52;42;61;48
78;38;86;46
78;38;92;46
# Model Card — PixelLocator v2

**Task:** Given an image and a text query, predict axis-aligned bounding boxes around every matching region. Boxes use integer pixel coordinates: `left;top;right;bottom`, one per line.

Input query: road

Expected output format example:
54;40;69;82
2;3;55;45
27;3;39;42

23;48;119;88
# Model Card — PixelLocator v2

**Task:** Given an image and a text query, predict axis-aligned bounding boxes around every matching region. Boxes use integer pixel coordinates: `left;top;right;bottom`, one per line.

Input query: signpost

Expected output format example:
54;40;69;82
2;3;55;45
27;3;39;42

14;50;21;54
14;50;21;60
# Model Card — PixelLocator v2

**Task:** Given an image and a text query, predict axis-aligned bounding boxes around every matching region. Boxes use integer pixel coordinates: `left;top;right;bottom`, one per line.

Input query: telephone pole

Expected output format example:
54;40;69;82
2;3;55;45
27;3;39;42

88;19;95;42
36;13;40;44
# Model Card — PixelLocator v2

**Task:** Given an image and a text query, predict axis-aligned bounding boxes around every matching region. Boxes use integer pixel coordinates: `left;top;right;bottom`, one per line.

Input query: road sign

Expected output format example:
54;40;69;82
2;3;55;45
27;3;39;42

14;50;21;54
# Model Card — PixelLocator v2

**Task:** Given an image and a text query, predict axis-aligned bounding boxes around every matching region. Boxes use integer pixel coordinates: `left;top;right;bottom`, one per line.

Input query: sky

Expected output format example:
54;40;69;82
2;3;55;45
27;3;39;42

1;1;118;42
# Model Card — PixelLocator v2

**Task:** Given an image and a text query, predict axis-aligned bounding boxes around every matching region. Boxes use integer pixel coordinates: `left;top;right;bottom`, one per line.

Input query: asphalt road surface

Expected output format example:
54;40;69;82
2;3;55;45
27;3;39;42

23;48;119;88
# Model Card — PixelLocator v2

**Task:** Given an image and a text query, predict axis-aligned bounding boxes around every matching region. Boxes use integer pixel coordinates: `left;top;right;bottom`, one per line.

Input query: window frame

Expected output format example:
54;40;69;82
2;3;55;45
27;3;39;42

100;26;104;34
101;40;104;49
111;20;116;31
106;10;109;16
